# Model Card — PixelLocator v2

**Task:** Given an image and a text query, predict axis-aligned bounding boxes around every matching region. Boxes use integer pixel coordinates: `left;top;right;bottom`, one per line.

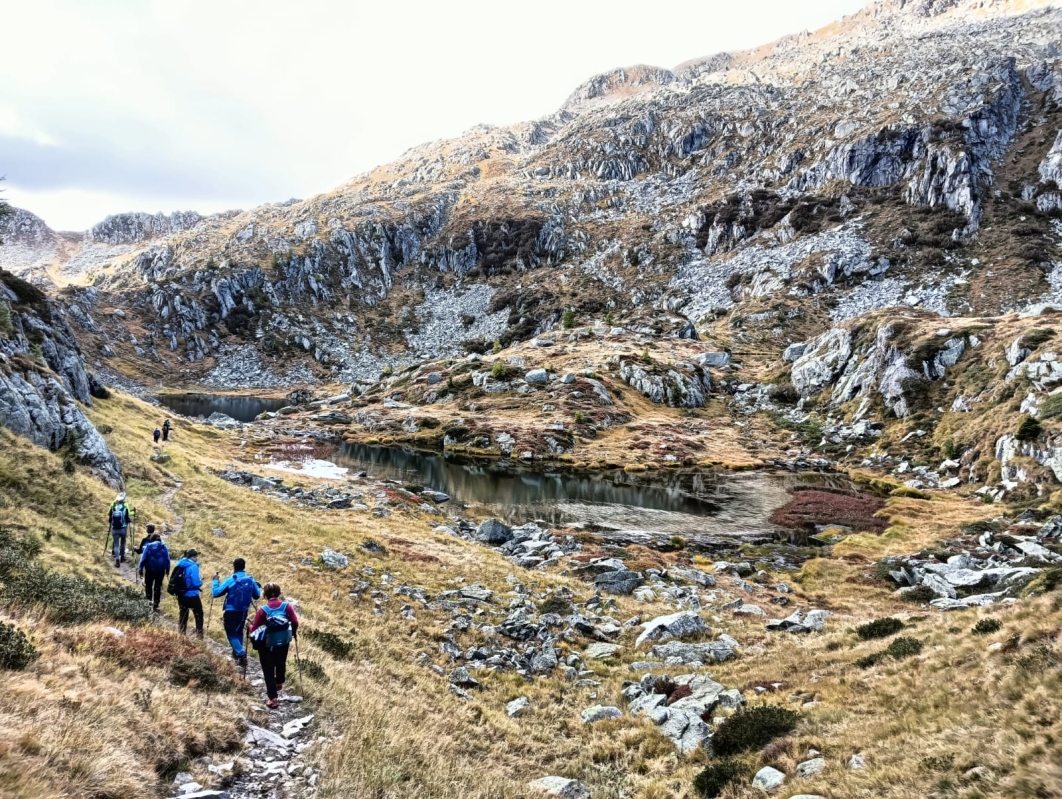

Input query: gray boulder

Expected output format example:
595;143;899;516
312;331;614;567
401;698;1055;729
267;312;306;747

593;569;644;595
526;368;549;384
475;518;514;544
507;696;530;718
580;704;622;724
635;611;707;648
319;548;349;569
796;757;826;778
649;640;736;664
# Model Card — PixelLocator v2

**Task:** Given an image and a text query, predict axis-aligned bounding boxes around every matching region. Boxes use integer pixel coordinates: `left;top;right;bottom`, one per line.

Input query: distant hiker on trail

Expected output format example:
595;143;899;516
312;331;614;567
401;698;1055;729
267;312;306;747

162;419;171;442
248;582;299;709
107;492;134;567
170;548;204;638
153;427;161;444
137;526;170;613
212;558;262;673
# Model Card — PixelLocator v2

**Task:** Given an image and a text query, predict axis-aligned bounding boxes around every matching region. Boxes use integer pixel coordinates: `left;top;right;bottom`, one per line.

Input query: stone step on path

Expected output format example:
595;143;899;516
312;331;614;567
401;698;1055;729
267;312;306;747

113;481;324;799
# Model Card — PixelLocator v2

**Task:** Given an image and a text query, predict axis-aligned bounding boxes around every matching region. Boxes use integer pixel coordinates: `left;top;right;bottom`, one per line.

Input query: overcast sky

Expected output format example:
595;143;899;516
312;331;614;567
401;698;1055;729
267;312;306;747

1;0;866;230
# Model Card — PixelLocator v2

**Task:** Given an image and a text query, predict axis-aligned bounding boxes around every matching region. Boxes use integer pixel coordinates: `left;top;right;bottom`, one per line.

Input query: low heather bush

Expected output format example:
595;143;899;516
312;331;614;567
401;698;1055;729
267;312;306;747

972;618;1002;636
709;705;800;756
0;622;38;670
769;488;887;534
693;759;750;797
303;628;353;660
856;617;905;640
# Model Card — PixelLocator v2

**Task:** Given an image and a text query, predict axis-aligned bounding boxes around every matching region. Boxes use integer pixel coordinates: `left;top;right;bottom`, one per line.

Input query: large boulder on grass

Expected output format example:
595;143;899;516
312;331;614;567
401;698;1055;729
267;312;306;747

475;518;513;544
635;611;707;648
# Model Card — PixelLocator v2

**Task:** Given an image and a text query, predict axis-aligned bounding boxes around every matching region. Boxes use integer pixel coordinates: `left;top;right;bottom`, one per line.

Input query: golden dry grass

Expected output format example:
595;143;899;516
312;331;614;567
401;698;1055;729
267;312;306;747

3;389;1062;798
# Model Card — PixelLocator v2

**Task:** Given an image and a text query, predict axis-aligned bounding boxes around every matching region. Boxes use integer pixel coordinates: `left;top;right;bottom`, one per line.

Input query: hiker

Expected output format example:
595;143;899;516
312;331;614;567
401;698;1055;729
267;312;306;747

212;558;261;673
171;548;204;637
107;492;134;567
162;419;171;442
248;582;299;709
137;526;170;612
153;427;161;444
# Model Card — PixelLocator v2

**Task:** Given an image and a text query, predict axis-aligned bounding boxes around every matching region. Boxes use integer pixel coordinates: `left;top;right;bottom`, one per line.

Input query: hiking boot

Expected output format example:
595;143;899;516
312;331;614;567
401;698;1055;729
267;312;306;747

114;557;121;567
265;698;279;709
238;655;248;674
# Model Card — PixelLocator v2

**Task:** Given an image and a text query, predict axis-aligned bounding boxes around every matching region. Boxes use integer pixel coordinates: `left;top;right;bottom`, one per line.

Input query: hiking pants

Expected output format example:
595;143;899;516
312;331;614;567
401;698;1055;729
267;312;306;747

162;428;170;441
143;569;166;610
111;528;127;560
259;644;290;700
178;594;204;637
224;609;248;657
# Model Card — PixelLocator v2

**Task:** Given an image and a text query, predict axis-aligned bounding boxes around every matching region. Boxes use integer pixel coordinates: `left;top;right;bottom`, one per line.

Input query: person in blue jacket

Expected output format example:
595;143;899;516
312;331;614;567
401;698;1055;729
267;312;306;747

175;548;204;638
137;526;170;613
212;557;261;673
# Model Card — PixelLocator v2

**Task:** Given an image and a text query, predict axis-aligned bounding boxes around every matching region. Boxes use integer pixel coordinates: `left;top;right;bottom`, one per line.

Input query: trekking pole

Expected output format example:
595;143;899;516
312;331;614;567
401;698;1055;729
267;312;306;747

206;590;215;633
294;633;304;693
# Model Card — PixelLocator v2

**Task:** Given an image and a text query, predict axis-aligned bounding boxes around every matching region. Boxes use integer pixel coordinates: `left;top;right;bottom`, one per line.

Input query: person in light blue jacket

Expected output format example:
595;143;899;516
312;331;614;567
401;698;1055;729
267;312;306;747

174;548;204;638
212;558;261;672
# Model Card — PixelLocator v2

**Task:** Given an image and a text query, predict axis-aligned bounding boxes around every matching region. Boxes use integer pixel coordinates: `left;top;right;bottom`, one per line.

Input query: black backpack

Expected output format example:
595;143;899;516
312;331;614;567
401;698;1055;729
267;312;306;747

167;564;187;596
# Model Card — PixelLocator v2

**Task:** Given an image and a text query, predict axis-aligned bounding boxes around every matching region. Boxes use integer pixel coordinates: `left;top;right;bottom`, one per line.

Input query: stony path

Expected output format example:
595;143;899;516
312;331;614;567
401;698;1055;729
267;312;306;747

111;477;321;799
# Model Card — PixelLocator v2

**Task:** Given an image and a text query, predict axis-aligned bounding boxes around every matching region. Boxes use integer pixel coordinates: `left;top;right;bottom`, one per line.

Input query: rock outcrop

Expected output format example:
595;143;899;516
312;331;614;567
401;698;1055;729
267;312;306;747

0;270;123;487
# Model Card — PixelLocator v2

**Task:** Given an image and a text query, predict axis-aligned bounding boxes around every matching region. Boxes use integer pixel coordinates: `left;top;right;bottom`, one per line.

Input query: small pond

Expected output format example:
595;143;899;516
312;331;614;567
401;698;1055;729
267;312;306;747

156;393;288;423
332;442;845;546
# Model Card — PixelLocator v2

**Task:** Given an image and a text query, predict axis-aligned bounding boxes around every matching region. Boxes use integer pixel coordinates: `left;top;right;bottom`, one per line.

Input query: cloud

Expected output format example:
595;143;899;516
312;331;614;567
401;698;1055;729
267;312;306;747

1;0;868;229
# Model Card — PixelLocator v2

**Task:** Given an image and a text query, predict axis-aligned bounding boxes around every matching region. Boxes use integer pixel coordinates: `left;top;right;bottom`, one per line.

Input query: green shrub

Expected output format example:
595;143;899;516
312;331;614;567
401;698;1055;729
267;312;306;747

303;628;353;660
960;520;1000;536
709;705;800;756
0;622;38;670
574;412;588;425
891;487;930;500
903;585;937;604
538;596;573;616
856;617;905;640
885;636;923;660
641;347;651;363
169;655;228;691
1020;328;1056;350
972;618;1002;635
299;658;329;682
693;759;751;797
1041;393;1062;421
1016;415;1042;441
855;651;885;669
3;563;149;624
562;309;575;329
490;361;508;380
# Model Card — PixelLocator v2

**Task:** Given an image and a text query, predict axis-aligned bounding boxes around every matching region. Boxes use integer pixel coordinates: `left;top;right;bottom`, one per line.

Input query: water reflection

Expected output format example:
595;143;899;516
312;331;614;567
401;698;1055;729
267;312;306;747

156;394;288;423
334;442;834;543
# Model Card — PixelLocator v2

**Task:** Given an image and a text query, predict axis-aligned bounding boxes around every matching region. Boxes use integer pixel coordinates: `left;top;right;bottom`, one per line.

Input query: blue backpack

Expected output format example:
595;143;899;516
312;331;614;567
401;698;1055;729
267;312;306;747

263;603;293;650
227;575;257;612
110;504;128;530
145;541;170;572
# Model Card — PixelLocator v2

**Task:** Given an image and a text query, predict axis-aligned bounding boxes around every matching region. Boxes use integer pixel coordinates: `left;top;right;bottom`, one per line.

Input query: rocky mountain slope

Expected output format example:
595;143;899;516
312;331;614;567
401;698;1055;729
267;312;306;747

2;0;1060;385
4;0;1062;506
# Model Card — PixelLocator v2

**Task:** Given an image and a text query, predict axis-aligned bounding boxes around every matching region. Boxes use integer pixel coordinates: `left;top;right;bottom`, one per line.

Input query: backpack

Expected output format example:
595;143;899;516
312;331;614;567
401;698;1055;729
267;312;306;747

167;564;188;596
110;504;127;530
145;541;170;572
226;574;256;611
263;602;293;650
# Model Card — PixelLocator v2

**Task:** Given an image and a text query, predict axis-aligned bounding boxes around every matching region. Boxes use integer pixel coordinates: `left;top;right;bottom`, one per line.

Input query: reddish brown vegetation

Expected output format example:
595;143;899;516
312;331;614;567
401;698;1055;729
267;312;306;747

769;488;887;534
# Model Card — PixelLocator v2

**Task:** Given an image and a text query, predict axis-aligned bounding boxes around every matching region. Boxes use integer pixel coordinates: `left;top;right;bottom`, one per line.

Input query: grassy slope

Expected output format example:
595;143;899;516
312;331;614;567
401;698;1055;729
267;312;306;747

3;391;1062;797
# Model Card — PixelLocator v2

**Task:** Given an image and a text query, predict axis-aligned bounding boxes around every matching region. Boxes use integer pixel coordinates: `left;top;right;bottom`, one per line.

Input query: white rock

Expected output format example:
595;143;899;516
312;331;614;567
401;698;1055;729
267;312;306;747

634;610;708;648
507;697;530;718
752;766;786;791
796;757;826;778
528;776;591;798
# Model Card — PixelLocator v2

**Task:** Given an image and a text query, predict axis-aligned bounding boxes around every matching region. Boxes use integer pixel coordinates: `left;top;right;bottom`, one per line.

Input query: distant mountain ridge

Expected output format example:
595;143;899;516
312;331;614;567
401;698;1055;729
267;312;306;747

1;0;1061;390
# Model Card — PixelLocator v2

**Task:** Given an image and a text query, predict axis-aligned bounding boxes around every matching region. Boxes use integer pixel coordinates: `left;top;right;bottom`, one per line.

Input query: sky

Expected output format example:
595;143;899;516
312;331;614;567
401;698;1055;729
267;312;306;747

1;0;867;231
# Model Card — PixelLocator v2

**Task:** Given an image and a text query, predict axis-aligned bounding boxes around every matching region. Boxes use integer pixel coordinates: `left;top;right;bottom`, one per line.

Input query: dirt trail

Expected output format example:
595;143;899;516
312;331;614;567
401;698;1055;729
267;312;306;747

111;477;319;799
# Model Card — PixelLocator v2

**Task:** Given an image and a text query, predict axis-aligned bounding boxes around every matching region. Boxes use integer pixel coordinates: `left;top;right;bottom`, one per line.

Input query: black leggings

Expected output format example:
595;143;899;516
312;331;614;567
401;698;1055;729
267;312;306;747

259;644;290;699
178;595;204;636
144;569;166;609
